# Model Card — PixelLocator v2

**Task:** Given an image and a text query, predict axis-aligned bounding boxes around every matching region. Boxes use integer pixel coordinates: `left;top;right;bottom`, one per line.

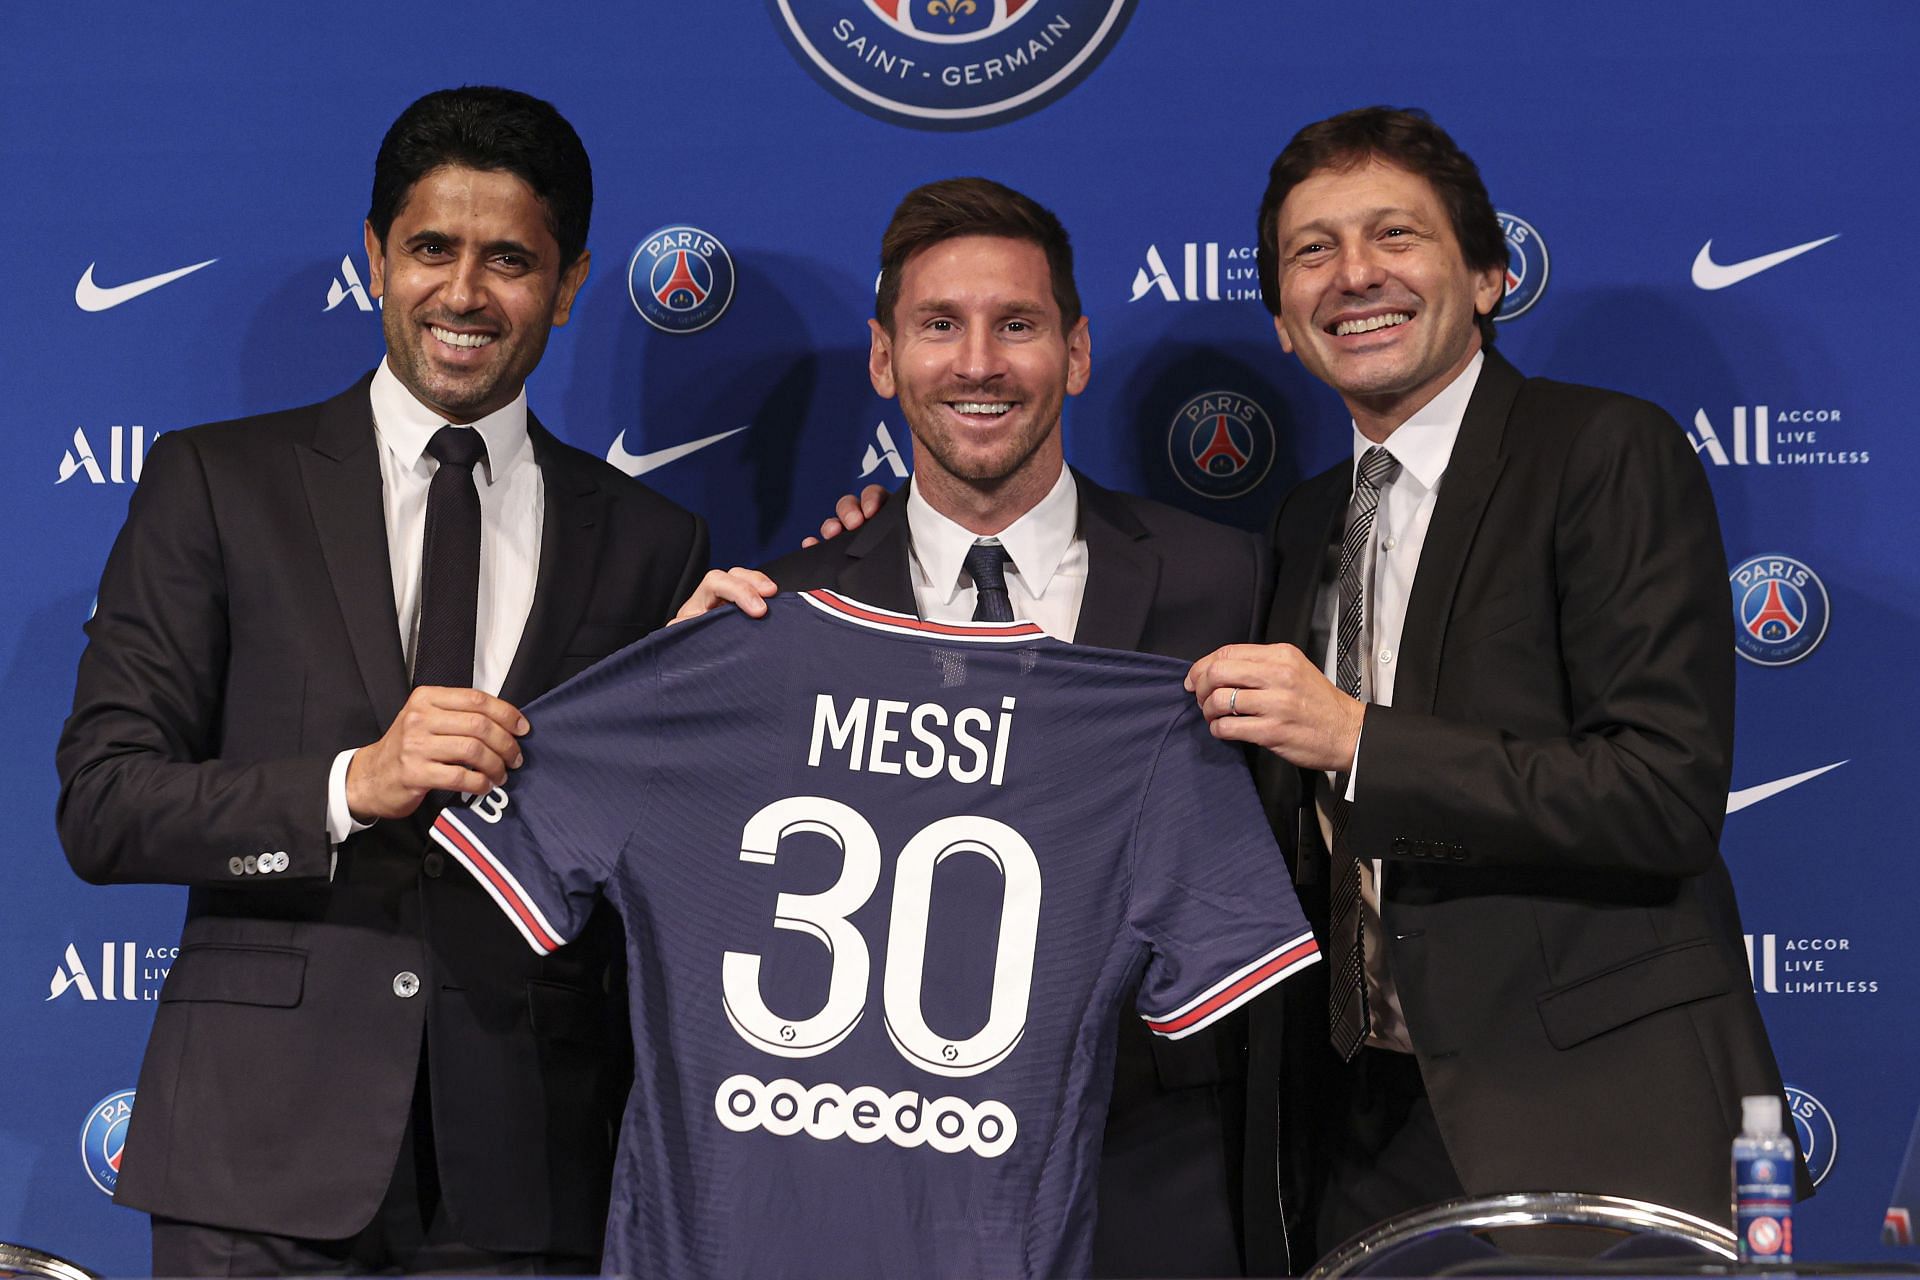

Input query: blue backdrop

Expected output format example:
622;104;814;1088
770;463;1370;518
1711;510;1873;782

5;2;1913;1272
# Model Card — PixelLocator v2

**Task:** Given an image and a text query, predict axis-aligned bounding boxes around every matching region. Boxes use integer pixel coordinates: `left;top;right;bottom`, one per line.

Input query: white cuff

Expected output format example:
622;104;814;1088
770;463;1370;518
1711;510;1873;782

327;748;375;847
1342;723;1364;803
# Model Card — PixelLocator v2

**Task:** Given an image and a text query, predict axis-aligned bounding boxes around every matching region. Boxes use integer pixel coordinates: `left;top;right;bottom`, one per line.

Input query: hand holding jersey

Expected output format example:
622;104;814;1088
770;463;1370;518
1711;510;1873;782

1187;641;1364;774
346;685;530;820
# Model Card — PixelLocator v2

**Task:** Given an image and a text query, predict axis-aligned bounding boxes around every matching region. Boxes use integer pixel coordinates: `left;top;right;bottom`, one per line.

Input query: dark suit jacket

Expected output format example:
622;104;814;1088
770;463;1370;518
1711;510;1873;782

56;375;708;1255
762;469;1276;1278
1253;350;1795;1266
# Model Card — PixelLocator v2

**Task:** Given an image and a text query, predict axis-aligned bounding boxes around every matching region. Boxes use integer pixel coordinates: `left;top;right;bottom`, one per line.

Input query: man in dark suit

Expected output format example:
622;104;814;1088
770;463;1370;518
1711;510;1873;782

57;87;706;1276
1187;107;1796;1268
679;177;1272;1277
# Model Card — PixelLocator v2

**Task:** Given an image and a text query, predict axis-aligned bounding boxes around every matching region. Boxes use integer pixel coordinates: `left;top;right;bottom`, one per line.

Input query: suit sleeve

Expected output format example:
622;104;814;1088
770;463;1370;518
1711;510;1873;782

668;510;711;619
1347;395;1735;877
55;430;336;886
1130;703;1320;1039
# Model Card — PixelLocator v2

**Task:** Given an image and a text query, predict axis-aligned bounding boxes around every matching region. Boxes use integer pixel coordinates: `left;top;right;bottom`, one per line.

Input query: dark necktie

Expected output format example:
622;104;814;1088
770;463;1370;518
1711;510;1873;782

963;541;1015;623
1328;445;1399;1062
412;426;488;689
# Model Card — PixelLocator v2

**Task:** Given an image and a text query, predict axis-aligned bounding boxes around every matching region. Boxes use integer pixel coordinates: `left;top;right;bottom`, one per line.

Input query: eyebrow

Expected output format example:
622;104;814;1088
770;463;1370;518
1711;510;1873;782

909;297;1050;317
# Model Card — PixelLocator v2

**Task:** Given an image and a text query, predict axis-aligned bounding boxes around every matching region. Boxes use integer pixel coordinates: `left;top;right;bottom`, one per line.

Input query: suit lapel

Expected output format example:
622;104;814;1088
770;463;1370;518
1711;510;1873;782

1071;469;1155;651
1266;464;1348;649
1256;464;1346;872
1392;350;1521;714
832;489;919;614
298;374;409;726
499;417;608;709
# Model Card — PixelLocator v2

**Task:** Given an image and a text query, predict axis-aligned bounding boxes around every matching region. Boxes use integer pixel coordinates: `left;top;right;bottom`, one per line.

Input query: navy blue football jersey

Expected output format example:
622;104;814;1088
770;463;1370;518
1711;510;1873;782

432;590;1317;1279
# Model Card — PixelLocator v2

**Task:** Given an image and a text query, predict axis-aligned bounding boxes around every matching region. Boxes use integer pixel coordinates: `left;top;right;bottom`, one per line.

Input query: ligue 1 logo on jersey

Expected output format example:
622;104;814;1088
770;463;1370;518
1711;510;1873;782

1495;212;1549;322
1786;1085;1838;1186
1730;554;1830;667
767;0;1138;129
628;226;736;335
1167;392;1276;500
80;1089;135;1195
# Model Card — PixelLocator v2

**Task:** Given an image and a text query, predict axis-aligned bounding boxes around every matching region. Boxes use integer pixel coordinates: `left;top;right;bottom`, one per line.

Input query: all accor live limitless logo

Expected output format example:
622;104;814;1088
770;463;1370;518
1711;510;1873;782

1689;406;1868;467
48;942;178;1002
58;426;157;485
1129;243;1260;303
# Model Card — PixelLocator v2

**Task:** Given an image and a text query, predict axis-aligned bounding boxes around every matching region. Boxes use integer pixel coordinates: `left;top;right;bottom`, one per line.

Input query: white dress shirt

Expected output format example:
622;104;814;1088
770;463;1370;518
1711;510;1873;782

325;358;546;844
1311;350;1484;1052
905;465;1088;642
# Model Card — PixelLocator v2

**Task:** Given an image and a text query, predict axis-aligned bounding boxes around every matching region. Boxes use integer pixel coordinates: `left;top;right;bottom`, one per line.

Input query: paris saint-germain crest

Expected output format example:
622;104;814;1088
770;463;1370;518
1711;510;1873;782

1167;392;1276;500
1787;1085;1838;1186
628;226;737;335
80;1088;135;1195
1495;212;1549;321
768;0;1138;128
1730;553;1830;667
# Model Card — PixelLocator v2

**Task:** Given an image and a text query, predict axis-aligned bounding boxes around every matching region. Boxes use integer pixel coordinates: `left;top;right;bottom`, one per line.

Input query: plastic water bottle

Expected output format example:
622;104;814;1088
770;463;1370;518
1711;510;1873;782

1734;1094;1795;1264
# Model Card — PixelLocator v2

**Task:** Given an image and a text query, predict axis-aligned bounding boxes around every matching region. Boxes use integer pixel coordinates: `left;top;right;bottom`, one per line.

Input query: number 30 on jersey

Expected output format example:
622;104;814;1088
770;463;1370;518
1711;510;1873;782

721;796;1041;1080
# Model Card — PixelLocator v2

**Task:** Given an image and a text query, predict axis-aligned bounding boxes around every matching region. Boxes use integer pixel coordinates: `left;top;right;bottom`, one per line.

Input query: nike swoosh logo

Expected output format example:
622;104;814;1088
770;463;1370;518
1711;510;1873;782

605;425;748;476
75;258;219;311
1726;760;1847;815
1691;235;1838;290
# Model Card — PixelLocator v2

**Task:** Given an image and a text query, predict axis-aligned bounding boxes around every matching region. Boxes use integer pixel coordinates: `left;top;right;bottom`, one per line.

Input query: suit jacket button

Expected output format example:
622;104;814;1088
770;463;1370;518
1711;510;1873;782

392;971;421;999
422;850;446;878
228;856;245;876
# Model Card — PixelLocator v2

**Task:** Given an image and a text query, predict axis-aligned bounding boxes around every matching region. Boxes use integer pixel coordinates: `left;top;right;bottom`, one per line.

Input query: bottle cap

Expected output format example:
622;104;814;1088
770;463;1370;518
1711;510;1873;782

1743;1094;1783;1137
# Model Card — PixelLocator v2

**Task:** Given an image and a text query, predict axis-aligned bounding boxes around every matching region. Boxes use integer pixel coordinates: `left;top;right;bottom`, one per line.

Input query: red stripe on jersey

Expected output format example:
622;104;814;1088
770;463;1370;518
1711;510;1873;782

805;589;1046;638
432;814;563;953
1145;938;1320;1035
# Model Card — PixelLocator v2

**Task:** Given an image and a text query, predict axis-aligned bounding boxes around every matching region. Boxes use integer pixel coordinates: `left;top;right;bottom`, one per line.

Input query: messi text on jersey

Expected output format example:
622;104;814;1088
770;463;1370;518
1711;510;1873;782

808;694;1016;786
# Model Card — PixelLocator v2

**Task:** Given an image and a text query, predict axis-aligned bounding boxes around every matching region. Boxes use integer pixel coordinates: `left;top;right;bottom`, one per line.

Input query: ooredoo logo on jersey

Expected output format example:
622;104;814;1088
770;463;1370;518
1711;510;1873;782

768;0;1138;128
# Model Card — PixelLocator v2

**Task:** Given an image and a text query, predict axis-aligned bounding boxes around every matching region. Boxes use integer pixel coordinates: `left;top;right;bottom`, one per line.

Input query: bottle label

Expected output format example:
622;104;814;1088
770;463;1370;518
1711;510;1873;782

1736;1154;1794;1263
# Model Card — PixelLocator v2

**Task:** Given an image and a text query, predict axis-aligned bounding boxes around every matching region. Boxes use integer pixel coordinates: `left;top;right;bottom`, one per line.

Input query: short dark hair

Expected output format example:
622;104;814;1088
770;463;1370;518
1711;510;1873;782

367;86;593;269
876;177;1081;332
1256;106;1506;345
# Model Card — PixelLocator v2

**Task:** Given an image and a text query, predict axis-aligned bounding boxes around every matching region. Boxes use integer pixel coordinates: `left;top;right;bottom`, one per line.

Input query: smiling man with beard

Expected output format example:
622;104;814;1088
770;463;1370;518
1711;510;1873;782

58;87;706;1276
678;177;1275;1277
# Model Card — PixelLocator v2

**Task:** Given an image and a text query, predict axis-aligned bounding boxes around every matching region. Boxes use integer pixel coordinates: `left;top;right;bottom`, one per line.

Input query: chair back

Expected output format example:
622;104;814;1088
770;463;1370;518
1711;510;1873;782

0;1242;102;1280
1307;1192;1739;1278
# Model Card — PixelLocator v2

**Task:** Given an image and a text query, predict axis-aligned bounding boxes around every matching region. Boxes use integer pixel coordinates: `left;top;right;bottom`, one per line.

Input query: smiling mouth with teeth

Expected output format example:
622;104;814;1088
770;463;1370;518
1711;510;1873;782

949;401;1014;416
1332;313;1412;337
430;324;496;349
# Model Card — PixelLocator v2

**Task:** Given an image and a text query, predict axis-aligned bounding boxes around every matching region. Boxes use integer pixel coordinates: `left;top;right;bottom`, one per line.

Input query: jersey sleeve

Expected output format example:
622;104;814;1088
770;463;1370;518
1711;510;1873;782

430;641;662;954
1129;703;1320;1040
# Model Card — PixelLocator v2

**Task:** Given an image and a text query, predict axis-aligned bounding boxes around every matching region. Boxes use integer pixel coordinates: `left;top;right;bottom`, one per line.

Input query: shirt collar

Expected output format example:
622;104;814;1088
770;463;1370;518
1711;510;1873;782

1351;349;1483;495
907;465;1080;605
369;357;531;484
